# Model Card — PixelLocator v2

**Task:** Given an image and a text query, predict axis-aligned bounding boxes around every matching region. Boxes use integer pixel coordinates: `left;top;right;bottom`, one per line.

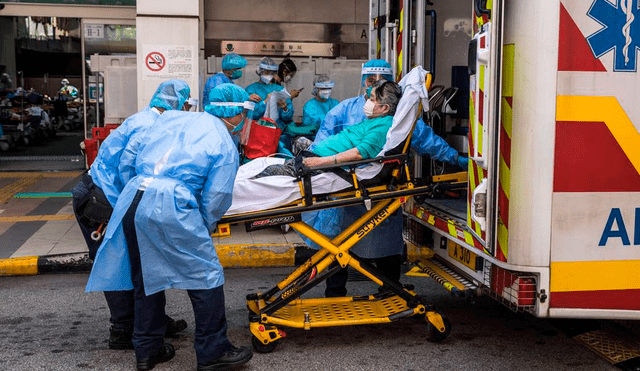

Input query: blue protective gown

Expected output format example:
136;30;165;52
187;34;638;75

202;72;232;108
90;107;160;207
86;111;239;295
303;96;461;258
284;97;339;139
245;81;293;126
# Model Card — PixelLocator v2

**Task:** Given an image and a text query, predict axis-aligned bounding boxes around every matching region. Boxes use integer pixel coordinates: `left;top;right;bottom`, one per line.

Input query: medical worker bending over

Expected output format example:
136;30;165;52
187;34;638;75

85;84;253;371
256;80;401;178
202;53;247;107
71;80;192;351
306;59;469;298
283;74;338;144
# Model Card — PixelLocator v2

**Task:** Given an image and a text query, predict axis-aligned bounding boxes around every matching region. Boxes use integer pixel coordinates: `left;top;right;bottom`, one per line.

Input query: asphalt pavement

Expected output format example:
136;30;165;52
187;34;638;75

0;269;617;371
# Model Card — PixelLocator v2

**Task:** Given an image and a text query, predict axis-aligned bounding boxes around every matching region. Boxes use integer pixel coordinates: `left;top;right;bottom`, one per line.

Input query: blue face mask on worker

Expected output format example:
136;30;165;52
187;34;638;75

231;70;243;80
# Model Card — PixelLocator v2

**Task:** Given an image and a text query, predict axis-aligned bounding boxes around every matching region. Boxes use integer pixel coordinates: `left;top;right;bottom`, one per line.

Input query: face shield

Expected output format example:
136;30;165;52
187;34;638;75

185;97;199;112
359;65;393;97
207;101;255;140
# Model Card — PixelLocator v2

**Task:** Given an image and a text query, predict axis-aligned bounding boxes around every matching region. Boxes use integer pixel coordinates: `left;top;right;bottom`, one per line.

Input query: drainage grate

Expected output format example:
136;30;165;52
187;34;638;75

574;330;640;364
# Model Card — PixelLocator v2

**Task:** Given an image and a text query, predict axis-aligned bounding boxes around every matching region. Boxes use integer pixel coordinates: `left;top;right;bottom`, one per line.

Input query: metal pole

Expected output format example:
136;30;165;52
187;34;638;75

415;0;425;67
95;73;100;128
80;19;88;139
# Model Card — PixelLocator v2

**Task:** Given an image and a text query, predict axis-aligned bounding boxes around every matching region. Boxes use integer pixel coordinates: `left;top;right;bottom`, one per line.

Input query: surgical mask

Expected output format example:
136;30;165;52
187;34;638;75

221;117;238;132
261;75;273;84
231;70;242;80
318;90;331;99
283;75;292;83
363;99;377;117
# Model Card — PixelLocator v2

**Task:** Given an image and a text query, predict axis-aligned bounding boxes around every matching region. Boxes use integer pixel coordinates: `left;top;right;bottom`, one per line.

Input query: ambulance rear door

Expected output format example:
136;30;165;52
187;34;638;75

467;0;504;255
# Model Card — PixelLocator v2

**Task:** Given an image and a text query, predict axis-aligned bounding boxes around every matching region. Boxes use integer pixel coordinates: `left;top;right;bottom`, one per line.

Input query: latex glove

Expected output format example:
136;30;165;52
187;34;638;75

278;99;288;110
457;155;469;169
249;93;262;103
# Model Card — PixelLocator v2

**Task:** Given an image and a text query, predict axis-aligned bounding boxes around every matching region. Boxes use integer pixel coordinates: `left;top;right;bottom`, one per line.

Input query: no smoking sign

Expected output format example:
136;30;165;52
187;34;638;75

145;52;166;72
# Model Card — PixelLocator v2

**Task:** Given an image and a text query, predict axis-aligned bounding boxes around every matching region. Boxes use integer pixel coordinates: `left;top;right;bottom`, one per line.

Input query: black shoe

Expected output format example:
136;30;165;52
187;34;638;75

197;345;253;371
109;325;134;350
165;316;188;337
136;343;175;370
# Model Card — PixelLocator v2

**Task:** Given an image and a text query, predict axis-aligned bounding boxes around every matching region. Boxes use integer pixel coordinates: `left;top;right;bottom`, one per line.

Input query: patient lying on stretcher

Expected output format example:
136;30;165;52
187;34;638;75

225;81;403;216
255;80;402;178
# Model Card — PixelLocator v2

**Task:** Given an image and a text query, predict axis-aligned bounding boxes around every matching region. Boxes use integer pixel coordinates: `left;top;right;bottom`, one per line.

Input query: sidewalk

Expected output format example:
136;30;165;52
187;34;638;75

0;171;311;277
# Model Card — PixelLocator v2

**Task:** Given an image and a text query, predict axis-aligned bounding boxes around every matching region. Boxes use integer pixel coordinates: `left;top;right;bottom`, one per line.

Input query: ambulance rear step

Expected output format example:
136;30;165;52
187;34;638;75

407;258;478;301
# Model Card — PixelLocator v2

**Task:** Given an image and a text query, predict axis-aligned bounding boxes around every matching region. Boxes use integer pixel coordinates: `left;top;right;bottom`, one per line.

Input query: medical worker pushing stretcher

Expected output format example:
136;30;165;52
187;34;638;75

85;84;253;371
304;59;469;298
71;80;193;352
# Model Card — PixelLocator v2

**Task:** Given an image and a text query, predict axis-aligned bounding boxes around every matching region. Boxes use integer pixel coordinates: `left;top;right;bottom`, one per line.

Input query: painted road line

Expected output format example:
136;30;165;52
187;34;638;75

0;177;40;204
13;193;72;198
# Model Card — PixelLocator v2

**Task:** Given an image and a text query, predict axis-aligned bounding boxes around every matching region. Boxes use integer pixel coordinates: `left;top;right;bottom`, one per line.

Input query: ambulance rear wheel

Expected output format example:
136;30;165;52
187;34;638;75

427;317;451;343
252;336;280;353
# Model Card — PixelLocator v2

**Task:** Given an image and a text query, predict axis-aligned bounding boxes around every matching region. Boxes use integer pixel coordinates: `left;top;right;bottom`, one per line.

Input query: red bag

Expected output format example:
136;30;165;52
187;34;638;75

241;118;282;159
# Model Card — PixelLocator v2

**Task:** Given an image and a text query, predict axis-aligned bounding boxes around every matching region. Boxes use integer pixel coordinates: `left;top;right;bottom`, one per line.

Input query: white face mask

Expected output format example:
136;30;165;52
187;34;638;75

260;74;273;84
318;90;331;99
363;99;377;117
283;75;292;83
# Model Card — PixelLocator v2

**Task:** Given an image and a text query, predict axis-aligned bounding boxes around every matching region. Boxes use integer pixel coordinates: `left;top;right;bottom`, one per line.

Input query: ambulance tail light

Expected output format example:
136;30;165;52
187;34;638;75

484;262;539;313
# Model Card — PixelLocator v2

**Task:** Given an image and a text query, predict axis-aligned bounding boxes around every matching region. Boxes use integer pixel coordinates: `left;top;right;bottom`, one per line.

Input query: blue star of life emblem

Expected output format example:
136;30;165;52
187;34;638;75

587;0;640;72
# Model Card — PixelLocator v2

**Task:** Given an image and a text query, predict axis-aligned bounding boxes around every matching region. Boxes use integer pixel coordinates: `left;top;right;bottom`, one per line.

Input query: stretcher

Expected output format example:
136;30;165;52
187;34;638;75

218;67;466;352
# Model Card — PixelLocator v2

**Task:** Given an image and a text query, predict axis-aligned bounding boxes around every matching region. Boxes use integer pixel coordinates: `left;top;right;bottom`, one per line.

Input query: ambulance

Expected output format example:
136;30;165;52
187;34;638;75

373;0;640;319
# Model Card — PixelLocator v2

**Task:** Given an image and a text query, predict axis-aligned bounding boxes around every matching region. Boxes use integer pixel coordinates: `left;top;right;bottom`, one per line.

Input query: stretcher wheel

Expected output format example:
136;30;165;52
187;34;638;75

427;317;451;343
251;336;280;353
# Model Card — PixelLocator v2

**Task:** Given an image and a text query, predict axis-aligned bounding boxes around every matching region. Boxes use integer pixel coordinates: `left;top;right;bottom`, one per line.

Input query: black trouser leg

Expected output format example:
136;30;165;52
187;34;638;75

325;263;349;298
188;286;233;364
123;190;167;360
373;254;402;283
71;174;135;330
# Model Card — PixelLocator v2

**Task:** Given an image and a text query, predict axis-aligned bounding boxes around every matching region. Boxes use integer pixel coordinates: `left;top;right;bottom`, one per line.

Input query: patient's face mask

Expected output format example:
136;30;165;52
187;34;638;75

318;89;331;99
363;99;377;117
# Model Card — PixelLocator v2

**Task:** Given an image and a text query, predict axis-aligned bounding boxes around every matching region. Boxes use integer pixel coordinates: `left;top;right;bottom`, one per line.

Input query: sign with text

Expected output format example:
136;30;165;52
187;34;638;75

142;45;195;80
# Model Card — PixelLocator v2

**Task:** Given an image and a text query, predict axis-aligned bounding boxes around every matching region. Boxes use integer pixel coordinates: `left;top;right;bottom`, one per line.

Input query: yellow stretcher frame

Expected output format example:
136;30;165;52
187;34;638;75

218;74;460;352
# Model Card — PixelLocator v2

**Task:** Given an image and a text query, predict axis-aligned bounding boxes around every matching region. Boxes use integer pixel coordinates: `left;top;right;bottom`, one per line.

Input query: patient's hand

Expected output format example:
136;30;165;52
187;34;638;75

302;156;332;167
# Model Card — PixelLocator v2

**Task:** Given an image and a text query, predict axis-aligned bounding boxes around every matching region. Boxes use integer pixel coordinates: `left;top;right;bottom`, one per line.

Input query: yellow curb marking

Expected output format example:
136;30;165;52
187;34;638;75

0;172;83;178
216;245;295;268
0;256;38;276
